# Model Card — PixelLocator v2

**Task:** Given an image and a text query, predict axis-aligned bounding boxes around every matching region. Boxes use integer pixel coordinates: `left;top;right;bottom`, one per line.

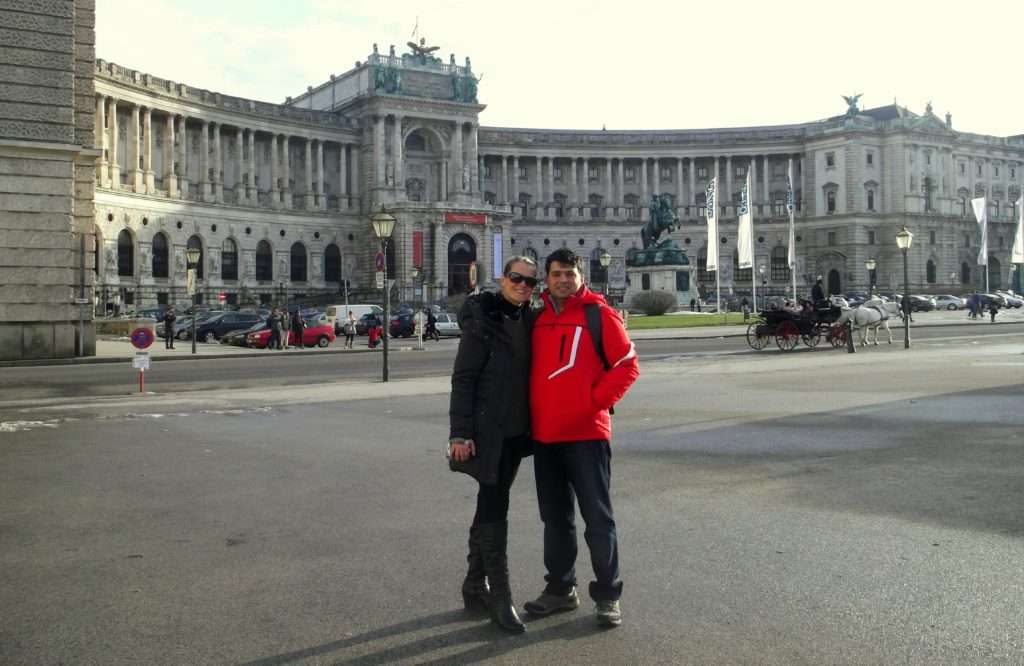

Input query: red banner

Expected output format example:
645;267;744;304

412;230;423;267
444;212;486;225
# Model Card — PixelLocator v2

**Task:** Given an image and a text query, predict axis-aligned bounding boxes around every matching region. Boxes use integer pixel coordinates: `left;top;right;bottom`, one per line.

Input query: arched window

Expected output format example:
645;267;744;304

187;235;204;279
988;256;1001;290
697;247;710;283
867;189;875;212
151;232;169;278
290;242;307;282
826;190;836;213
590;247;608;285
256;240;273;281
926;259;936;284
221;238;238;281
733;249;752;283
770;246;790;281
961;261;971;285
117;229;134;277
324;244;341;282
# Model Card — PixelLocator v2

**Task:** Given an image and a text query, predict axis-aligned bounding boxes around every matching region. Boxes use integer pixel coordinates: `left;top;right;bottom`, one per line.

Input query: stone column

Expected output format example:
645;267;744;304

164;114;177;197
511;156;519;208
714;157;720;215
617;159;625;206
433;221;446;295
468;124;479;194
130;104;142;192
108;98;120;187
247;130;256;205
200;120;210;200
546;156;555;205
799;155;806;213
350;144;360;207
569;158;578;209
304;138;313;208
177;116;188;198
688;157;696;209
581;157;590;206
393;115;404;195
338;143;348;208
676;157;684;208
317;140;325;209
451;121;463;195
234;127;244;204
282;135;292;208
535;158;545;218
374;116;385;188
143;108;154;192
725;155;733;209
95;96;107;186
497;155;506;204
762;155;770;209
640;158;648;203
605;159;613;208
213;123;223;203
652;158;660;196
478;155;484;196
270;134;280;208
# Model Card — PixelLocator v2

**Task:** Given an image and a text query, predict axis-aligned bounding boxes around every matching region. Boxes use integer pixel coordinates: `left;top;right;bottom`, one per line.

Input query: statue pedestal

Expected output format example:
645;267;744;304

625;264;693;309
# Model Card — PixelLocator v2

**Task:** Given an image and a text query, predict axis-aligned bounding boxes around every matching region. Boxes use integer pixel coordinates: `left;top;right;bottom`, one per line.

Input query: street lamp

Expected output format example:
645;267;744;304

186;246;201;354
895;226;913;349
598;249;611;300
371;208;397;382
865;258;877;299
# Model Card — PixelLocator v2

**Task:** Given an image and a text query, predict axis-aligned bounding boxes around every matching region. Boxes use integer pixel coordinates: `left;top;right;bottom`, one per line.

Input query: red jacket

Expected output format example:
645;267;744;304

530;286;639;444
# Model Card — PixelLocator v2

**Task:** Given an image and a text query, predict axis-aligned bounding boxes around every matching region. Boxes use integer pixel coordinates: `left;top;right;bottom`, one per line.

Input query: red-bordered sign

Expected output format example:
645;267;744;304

130;327;154;350
444;212;486;225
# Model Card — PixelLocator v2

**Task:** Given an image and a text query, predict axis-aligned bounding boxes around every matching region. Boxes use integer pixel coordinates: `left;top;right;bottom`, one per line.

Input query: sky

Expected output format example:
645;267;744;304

96;0;1024;136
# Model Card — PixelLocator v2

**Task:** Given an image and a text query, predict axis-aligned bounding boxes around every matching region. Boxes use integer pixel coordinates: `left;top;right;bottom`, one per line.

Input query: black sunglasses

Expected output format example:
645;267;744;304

505;272;538;287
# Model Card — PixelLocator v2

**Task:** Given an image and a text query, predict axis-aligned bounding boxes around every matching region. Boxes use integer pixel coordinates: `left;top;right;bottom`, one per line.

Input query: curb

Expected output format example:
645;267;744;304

629;318;1024;341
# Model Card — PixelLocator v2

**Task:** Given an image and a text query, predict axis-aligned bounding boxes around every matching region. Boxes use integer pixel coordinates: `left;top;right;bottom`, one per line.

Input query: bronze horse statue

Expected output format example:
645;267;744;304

641;194;678;249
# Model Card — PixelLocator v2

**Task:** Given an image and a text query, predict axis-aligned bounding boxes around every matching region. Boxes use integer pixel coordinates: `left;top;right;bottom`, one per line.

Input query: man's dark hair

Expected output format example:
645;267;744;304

545;248;581;273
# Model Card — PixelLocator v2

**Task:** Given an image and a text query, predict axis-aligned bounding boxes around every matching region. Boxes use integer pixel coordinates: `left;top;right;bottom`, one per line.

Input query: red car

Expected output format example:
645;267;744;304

247;323;336;349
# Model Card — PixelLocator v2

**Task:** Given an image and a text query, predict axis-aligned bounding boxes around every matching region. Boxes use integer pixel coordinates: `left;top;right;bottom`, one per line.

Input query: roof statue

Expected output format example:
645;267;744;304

842;93;862;117
925;100;933;115
407;37;440;65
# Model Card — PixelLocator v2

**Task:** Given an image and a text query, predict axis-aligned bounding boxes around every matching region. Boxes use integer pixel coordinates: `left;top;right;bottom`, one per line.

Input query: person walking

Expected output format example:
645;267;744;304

280;307;291;350
163;307;176;349
989;300;999;323
449;255;539;634
343;312;356;349
523;248;639;628
267;308;281;350
426;308;439;341
901;294;914;323
291;310;305;349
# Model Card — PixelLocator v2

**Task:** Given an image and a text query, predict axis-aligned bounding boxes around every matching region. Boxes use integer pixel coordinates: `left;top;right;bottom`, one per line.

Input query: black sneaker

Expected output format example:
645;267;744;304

596;600;621;627
523;589;580;616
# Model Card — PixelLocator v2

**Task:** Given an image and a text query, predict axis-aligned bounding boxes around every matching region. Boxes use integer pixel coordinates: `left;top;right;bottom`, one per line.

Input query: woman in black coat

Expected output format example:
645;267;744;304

448;255;538;634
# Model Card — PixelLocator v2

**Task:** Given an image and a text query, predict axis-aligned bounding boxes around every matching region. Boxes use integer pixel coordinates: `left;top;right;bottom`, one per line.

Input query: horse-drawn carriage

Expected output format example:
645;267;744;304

746;301;847;351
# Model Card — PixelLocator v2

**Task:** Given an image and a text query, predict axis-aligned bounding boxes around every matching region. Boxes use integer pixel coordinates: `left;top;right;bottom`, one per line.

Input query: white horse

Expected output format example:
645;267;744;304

834;300;900;346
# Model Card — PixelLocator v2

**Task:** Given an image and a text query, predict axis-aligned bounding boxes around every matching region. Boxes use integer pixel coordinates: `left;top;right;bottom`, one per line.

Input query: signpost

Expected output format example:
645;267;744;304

129;327;154;394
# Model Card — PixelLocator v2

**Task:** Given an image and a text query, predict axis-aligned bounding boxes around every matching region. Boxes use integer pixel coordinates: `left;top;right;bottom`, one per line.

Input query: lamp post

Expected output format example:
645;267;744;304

758;264;766;309
371;208;397;382
865;258;876;300
598;249;611;301
186;247;201;354
896;225;913;349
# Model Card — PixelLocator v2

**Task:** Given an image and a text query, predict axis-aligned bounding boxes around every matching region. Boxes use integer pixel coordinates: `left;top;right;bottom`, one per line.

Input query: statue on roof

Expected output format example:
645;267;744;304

406;37;440;65
842;93;862;117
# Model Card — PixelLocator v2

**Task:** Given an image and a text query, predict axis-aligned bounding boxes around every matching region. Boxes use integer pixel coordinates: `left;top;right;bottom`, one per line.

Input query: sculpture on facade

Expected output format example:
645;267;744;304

628;194;688;267
374;62;401;93
406;37;440;65
641;194;678;249
842;93;862;117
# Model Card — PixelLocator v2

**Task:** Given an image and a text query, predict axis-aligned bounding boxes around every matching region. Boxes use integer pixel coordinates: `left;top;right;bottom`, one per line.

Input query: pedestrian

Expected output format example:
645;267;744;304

449;255;539;634
163;307;176;349
989;301;999;323
281;307;291;349
689;297;696;312
291;310;305;348
523;248;639;628
426;308;439;341
343;312;356;349
268;308;281;350
901;294;914;323
811;276;826;308
367;319;381;348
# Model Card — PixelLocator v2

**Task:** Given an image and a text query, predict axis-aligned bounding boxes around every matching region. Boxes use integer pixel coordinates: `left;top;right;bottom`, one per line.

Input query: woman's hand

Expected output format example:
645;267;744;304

449;439;476;462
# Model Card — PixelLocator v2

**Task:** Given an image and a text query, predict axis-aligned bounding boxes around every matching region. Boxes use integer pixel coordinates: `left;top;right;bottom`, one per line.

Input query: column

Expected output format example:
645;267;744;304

581;157;590;206
511;156;520;210
143;108;154;192
568;158;578;209
725;155;733;210
500;155;508;204
164;114;177;197
451;121;463;195
761;155;770;211
108;98;120;187
604;159;613;211
317;140;325;209
338;142;348;209
177;116;188;198
350;144;360;207
468;124;479;194
247;129;256;204
213;123;223;203
546;156;555;205
652;158;660;196
639;158;648;203
536;157;545;217
478;155;484;196
95;96;107;186
676;157;684;209
374;115;386;187
130;104;142;192
304;138;313;208
282;135;292;208
235;127;244;204
200;121;210;200
270;134;280;208
714;157;720;215
433;221;446;294
393;115;404;195
688;157;696;210
617;159;625;206
799;154;806;214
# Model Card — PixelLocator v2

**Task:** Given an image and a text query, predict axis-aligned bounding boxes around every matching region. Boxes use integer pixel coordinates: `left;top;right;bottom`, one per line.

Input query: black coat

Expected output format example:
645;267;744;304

449;292;533;485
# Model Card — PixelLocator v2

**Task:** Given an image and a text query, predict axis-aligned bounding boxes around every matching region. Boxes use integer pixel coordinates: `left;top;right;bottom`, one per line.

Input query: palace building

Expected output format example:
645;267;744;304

3;17;1023;360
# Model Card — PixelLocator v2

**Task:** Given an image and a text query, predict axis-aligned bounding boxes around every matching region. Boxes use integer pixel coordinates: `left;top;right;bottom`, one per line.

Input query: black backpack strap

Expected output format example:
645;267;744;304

584;303;615;415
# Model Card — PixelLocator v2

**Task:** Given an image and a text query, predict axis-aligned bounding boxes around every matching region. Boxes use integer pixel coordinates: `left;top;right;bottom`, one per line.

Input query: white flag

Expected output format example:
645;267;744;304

786;168;796;269
1012;199;1024;265
737;171;753;269
972;197;988;266
705;177;718;272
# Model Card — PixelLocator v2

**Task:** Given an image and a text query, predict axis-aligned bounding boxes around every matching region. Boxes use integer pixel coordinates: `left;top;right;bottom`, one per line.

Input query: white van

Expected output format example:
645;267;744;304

326;304;383;333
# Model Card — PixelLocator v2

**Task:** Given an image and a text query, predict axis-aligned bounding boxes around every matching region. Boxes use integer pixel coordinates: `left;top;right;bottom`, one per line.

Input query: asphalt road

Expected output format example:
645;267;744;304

0;324;1021;402
1;331;1023;664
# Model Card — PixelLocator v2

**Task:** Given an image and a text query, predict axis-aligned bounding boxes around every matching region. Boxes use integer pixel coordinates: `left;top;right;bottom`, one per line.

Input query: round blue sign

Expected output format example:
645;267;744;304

130;327;154;350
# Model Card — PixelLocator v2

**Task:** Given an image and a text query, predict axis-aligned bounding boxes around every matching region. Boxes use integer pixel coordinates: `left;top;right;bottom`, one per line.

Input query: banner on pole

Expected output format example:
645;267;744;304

1012;200;1024;265
737;171;753;269
705;177;719;272
972;197;988;266
786;172;796;269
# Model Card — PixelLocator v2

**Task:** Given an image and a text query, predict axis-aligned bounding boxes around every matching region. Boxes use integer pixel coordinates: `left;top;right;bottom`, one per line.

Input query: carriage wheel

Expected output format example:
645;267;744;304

829;324;847;348
775;320;800;351
802;329;821;348
746;322;769;350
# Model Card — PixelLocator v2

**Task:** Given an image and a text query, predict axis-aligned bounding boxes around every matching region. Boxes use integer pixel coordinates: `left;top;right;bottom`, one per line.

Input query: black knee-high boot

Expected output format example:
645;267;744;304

477;521;525;634
462;524;489;613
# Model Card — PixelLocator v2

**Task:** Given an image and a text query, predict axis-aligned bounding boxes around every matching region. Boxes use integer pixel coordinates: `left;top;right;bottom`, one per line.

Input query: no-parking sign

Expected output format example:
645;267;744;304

130;327;154;350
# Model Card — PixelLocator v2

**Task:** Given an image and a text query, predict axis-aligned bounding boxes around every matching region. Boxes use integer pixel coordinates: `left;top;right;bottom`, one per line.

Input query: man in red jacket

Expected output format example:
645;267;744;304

523;248;639;628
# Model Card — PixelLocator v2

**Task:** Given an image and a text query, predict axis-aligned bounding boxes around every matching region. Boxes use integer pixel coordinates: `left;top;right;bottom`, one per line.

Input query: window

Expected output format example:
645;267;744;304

661;167;672;182
929;230;936;245
484;191;496;204
826;152;835;168
151;232;169;278
625;167;635;182
866;151;874;166
960;162;965;174
1012;167;1017;179
324;244;341;282
828;231;836;246
995;166;1000;178
827;190;836;213
867;189;875;212
868;230;876;245
290;242;307;282
157;292;168;305
926;260;936;284
588;193;602;218
977;163;983;177
926;153;932;166
221;238;238;280
641;273;650;290
961;261;971;285
187;235;203;279
964;233;971;248
484;165;492;179
675;271;688;292
735;166;745;178
770;246;790;281
117;229;133;277
588;167;598;182
256;240;273;280
553;166;562;181
518;167;527;181
697;167;708;179
732;250;751;282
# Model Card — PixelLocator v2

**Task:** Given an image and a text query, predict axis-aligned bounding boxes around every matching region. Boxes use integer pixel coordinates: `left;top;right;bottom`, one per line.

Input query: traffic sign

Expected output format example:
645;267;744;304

218;292;227;302
375;251;385;272
375;271;385;289
130;327;154;350
132;351;151;370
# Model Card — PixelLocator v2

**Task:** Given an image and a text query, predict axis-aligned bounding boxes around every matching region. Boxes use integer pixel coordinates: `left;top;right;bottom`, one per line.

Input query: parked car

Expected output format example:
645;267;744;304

908;295;936;312
221;320;268;347
194;312;264;343
434;312;462;337
934;294;966;310
357;313;383;335
246;323;336;348
995;291;1023;308
389;311;416;338
979;293;1007;308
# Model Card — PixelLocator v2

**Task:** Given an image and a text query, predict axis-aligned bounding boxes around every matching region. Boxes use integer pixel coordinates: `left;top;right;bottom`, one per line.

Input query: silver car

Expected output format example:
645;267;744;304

933;295;965;310
434;312;462;337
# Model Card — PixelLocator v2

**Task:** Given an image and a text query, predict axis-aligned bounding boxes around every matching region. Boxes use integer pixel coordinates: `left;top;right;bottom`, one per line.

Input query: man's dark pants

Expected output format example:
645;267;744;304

534;439;621;602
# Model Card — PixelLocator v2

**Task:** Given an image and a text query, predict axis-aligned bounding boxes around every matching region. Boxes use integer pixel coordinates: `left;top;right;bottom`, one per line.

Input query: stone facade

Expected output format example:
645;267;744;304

87;40;1024;325
0;0;98;361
